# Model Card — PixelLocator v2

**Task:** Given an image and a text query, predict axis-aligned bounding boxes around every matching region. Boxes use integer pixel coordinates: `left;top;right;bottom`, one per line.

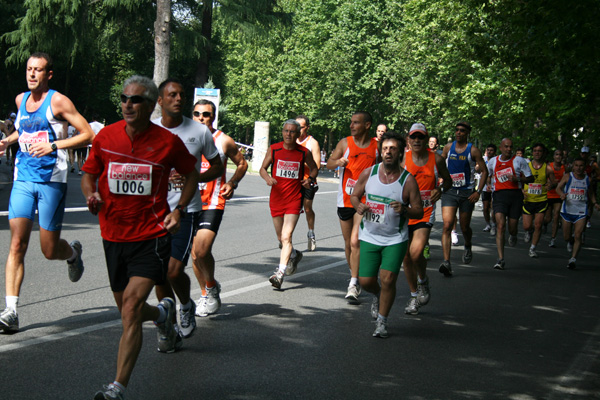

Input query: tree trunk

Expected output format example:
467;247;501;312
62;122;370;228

152;0;171;119
195;0;213;88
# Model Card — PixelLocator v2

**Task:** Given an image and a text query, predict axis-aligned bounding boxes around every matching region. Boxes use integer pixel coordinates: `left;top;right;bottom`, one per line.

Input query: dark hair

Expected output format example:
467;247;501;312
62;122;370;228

379;131;406;160
194;99;216;115
296;114;310;126
531;142;546;152
352;111;373;124
29;52;53;72
456;121;471;131
158;78;184;96
486;143;497;151
573;156;585;164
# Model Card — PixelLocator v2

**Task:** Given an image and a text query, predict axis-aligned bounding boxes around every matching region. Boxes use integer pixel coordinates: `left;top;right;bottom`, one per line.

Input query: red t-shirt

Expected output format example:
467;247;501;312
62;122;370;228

82;120;197;242
269;142;308;209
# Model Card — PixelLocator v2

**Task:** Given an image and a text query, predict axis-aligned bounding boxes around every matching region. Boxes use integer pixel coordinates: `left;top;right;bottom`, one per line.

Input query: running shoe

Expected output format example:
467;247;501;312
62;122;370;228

372;320;388;338
493;259;505;270
286;251;303;276
404;296;420;315
278;241;282;249
490;224;497;236
0;308;19;332
423;245;431;260
586;221;592;229
567;258;576;270
156;297;180;353
439;260;452;277
269;270;284;289
524;230;532;243
94;383;124;400
67;240;85;282
201;281;222;315
345;283;361;302
451;231;459;245
483;224;491;232
179;301;197;338
416;278;430;305
528;248;538;258
567;242;573;253
549;237;556;248
508;235;517;247
307;231;316;252
371;296;379;319
463;247;473;264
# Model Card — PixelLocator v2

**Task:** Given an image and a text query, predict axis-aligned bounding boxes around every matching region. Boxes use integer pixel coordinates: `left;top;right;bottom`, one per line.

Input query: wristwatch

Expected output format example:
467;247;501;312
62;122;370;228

51;143;58;152
229;180;239;189
175;204;186;217
477;189;483;195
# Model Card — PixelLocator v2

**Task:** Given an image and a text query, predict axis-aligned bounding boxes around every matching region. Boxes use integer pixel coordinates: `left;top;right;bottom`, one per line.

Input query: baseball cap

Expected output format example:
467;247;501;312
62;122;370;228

9;113;16;119
409;123;427;135
581;146;590;153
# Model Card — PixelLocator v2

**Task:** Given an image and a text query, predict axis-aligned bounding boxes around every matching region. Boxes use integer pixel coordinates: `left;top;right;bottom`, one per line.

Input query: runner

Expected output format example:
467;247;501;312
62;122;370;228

191;99;248;316
152;80;224;338
580;146;599;228
480;143;497;235
556;157;600;269
375;123;387;141
486;138;534;270
522;143;556;257
326;111;378;301
296;114;321;251
401;123;451;314
260;120;318;289
440;122;488;273
83;75;200;400
545;149;567;247
351;131;423;338
0;52;94;333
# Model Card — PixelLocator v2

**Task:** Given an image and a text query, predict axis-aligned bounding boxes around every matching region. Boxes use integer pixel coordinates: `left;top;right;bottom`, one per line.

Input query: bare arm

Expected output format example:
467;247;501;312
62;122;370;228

198;154;224;183
546;164;557;191
401;174;424;220
556;174;569;200
220;135;248;200
164;169;201;233
433;153;452;203
470;146;488;203
326;138;348;170
81;172;103;215
259;147;277;186
301;151;319;189
350;168;371;215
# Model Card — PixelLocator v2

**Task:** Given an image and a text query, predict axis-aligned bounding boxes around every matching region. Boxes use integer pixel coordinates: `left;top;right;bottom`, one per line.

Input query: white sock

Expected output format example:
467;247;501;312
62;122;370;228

411;292;417;297
350;277;359;286
67;245;78;263
377;314;387;323
278;264;287;274
112;381;125;393
180;300;192;311
155;304;167;324
6;296;18;313
530;245;536;250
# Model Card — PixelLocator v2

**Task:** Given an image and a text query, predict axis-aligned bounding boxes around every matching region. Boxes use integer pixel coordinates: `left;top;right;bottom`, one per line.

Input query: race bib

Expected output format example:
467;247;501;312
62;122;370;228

275;160;300;179
108;162;152;196
421;189;432;208
365;200;386;224
568;188;586;201
168;169;182;193
18;130;49;153
496;167;513;183
345;178;357;196
527;183;542;195
451;172;466;187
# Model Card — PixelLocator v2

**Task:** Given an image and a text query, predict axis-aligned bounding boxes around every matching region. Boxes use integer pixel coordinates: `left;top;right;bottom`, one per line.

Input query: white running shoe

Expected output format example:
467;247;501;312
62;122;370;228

156;298;181;353
567;242;573;252
307;232;316;252
567;258;576;270
528;248;538;258
372;320;388;338
549;238;556;248
269;270;285;289
524;231;532;243
179;301;197;338
0;308;19;332
417;278;430;305
451;231;459;245
202;282;222;315
345;283;361;302
483;224;491;232
371;296;379;319
404;296;420;315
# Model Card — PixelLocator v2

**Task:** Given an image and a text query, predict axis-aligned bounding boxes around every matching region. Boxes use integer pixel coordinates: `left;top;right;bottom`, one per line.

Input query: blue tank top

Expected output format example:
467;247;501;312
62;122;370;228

14;89;68;183
446;141;475;190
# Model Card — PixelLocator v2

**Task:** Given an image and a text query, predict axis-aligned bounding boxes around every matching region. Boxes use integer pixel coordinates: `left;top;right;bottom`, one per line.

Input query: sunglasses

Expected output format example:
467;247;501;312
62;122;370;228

455;128;468;133
120;94;147;104
409;132;427;140
193;111;212;118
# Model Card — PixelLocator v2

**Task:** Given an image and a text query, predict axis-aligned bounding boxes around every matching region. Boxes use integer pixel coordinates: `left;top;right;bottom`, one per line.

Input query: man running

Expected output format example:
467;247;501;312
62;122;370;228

296;114;321;251
83;75;200;400
545;149;567;248
556;157;600;269
260;120;318;289
487;138;534;270
522;143;556;257
191;99;248;316
375;123;387;141
440;122;488;273
401;123;451;314
479;144;497;235
0;52;93;332
152;80;224;338
580;146;599;228
326;111;378;302
351;131;423;338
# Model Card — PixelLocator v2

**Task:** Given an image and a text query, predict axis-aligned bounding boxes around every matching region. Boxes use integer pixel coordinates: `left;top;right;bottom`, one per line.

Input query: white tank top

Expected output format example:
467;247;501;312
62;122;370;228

561;172;590;216
358;164;411;246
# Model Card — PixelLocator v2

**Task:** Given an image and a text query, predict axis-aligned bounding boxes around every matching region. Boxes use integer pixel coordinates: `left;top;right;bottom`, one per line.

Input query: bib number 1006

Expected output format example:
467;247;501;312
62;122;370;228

114;180;146;195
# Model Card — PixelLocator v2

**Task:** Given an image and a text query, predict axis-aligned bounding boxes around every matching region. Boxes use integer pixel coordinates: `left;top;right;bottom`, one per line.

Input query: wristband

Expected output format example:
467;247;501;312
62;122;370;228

175;204;186;218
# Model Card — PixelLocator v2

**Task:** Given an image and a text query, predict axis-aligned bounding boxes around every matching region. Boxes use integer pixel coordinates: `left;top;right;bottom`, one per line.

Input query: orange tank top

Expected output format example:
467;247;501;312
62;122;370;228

404;150;437;225
337;136;378;207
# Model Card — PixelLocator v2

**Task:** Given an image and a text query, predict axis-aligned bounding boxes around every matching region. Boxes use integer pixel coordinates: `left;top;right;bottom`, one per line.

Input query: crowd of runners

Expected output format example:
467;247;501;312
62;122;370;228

0;52;598;399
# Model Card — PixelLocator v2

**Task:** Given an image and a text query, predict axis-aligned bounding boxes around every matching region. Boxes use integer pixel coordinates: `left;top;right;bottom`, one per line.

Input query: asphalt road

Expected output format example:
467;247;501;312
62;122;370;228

0;161;599;400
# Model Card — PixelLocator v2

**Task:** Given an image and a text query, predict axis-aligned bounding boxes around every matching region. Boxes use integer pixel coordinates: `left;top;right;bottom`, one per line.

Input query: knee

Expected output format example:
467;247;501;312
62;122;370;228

194;244;211;260
40;242;59;260
380;273;396;289
350;237;360;251
120;297;144;326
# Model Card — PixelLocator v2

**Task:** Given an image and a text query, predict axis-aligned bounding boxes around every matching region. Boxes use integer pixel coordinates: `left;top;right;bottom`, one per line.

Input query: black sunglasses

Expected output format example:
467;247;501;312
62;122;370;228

193;111;212;118
409;132;427;140
120;94;147;104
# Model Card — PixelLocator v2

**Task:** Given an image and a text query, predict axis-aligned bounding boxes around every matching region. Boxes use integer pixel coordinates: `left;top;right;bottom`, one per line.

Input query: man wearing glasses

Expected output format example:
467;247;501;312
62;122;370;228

152;80;223;339
82;75;200;400
439;122;488;275
401;123;452;315
0;52;94;333
191;99;247;316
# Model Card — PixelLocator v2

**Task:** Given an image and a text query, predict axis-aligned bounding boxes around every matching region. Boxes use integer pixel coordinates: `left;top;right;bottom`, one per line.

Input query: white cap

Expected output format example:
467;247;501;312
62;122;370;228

409;123;427;135
581;146;590;153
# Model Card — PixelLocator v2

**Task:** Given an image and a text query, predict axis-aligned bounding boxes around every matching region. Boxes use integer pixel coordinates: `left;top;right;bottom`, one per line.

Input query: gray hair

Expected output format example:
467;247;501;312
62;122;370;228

123;75;158;104
282;119;301;131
